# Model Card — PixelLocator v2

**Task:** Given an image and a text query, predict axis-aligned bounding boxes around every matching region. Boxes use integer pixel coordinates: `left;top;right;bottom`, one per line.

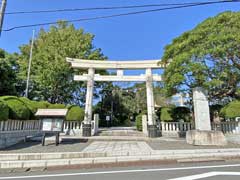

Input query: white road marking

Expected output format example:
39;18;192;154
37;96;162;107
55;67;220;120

1;164;240;179
168;171;240;180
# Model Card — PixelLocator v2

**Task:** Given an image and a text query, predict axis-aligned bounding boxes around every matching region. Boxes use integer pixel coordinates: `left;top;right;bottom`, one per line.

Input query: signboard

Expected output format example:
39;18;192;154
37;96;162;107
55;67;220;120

106;116;110;121
42;118;63;132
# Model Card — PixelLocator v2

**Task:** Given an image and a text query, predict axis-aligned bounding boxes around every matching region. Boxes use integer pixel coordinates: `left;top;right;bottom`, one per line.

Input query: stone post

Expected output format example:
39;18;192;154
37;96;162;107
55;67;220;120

83;68;95;137
142;115;148;136
92;114;99;135
186;87;227;146
145;68;157;137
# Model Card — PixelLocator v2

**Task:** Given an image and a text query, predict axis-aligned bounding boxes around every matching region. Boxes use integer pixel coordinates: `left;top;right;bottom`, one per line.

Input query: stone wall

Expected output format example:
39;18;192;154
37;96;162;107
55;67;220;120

0;130;41;149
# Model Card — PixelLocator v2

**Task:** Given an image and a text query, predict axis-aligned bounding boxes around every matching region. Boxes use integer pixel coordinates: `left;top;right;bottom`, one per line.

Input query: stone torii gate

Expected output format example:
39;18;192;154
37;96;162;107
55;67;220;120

67;58;164;137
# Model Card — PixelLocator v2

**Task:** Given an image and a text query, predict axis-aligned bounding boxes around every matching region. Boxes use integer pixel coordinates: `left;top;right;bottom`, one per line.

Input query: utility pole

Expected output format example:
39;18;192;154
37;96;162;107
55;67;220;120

25;30;35;98
0;0;7;36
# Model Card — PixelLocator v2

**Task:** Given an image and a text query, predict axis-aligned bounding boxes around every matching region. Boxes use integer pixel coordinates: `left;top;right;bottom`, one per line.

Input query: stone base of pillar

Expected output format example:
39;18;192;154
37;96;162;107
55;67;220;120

82;123;92;137
186;130;227;146
148;125;158;138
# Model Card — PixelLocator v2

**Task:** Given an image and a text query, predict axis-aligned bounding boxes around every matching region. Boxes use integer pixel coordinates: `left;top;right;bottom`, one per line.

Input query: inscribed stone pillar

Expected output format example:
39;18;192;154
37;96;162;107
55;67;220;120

186;87;227;146
83;68;95;136
146;68;157;137
193;87;211;131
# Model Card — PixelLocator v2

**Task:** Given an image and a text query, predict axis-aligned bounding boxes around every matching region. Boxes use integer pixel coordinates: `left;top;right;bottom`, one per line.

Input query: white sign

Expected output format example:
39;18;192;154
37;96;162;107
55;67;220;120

42;119;52;131
42;118;63;132
106;116;110;121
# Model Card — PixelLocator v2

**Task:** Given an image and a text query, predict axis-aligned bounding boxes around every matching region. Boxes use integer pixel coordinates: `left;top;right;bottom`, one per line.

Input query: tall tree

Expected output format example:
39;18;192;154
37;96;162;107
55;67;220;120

18;22;106;104
161;11;240;103
0;49;19;96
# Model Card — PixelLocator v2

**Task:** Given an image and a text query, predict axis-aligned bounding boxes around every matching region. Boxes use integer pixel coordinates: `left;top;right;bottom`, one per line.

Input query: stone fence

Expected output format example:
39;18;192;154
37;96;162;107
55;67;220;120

0;120;41;132
0;120;42;149
158;122;194;137
63;114;99;136
1;119;240;138
157;121;240;137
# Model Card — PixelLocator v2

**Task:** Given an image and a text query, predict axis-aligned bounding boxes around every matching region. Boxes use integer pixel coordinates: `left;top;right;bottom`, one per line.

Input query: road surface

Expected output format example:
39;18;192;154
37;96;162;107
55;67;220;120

1;161;240;180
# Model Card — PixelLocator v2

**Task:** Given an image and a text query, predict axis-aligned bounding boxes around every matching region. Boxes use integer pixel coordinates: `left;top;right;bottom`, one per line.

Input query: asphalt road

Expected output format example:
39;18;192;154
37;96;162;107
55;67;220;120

1;161;240;180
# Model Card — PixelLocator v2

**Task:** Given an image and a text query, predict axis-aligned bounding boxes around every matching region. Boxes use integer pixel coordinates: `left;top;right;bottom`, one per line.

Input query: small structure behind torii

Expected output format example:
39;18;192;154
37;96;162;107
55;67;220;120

67;58;165;137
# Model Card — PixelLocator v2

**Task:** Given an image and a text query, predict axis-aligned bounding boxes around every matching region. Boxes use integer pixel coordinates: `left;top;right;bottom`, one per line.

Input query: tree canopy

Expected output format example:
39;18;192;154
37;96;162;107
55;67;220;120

0;49;19;96
18;21;106;104
162;11;240;102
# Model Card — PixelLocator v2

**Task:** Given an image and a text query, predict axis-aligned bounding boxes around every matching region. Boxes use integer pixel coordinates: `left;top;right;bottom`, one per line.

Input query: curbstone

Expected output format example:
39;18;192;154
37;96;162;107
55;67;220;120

22;160;46;168
0;161;23;169
46;159;70;167
93;157;117;164
70;158;93;165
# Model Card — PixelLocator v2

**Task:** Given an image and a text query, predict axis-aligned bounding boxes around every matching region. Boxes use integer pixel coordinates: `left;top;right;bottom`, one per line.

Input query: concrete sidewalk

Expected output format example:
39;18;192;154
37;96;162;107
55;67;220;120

1;138;240;169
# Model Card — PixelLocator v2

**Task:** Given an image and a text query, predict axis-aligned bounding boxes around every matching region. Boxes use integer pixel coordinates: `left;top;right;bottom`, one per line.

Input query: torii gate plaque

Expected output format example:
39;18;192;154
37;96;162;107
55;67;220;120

67;58;164;137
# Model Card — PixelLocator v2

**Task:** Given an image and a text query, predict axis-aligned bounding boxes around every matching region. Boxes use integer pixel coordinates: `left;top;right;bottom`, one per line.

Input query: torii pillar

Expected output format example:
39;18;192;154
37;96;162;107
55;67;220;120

82;68;95;137
146;68;157;137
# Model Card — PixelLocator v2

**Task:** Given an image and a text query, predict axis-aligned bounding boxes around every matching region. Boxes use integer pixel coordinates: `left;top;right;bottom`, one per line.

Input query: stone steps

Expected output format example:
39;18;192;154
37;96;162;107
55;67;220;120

98;129;146;137
1;149;240;169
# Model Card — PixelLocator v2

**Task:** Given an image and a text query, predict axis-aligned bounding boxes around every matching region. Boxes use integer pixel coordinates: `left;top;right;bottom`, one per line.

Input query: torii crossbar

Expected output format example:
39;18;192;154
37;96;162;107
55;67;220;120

67;58;164;137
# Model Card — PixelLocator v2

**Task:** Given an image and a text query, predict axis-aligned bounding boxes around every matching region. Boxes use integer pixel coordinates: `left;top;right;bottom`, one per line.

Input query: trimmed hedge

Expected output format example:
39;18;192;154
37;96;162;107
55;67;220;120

66;105;84;121
160;107;173;122
0;96;30;120
220;101;240;119
48;103;66;109
0;100;9;121
19;98;51;119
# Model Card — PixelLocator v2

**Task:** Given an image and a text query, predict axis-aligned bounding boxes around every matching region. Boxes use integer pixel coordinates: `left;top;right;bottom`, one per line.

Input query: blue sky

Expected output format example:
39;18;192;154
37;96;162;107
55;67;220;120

0;0;239;60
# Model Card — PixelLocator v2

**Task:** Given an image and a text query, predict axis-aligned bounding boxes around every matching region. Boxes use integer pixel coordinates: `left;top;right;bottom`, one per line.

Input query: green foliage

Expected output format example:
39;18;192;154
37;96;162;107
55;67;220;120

136;114;143;131
0;100;9;121
18;22;106;104
0;49;19;96
37;101;51;109
48;104;66;109
66;105;84;121
160;107;173;122
19;97;51;119
94;83;166;127
172;106;191;122
0;96;30;120
162;11;240;101
220;101;240;119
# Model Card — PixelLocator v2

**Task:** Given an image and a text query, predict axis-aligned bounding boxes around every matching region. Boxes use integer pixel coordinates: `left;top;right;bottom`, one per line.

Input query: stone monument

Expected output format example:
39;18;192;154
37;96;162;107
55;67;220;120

186;87;227;146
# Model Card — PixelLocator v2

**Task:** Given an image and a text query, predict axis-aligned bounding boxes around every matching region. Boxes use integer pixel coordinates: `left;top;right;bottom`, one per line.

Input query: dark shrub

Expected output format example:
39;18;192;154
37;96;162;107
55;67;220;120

172;106;191;122
0;100;9;121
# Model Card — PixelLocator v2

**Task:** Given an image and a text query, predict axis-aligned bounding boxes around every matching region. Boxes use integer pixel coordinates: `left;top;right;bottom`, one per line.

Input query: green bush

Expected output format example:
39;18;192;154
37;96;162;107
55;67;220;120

48;103;66;109
37;101;51;109
220;101;240;119
0;96;30;120
0;100;9;121
160;107;173;122
136;114;143;131
66;105;84;121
